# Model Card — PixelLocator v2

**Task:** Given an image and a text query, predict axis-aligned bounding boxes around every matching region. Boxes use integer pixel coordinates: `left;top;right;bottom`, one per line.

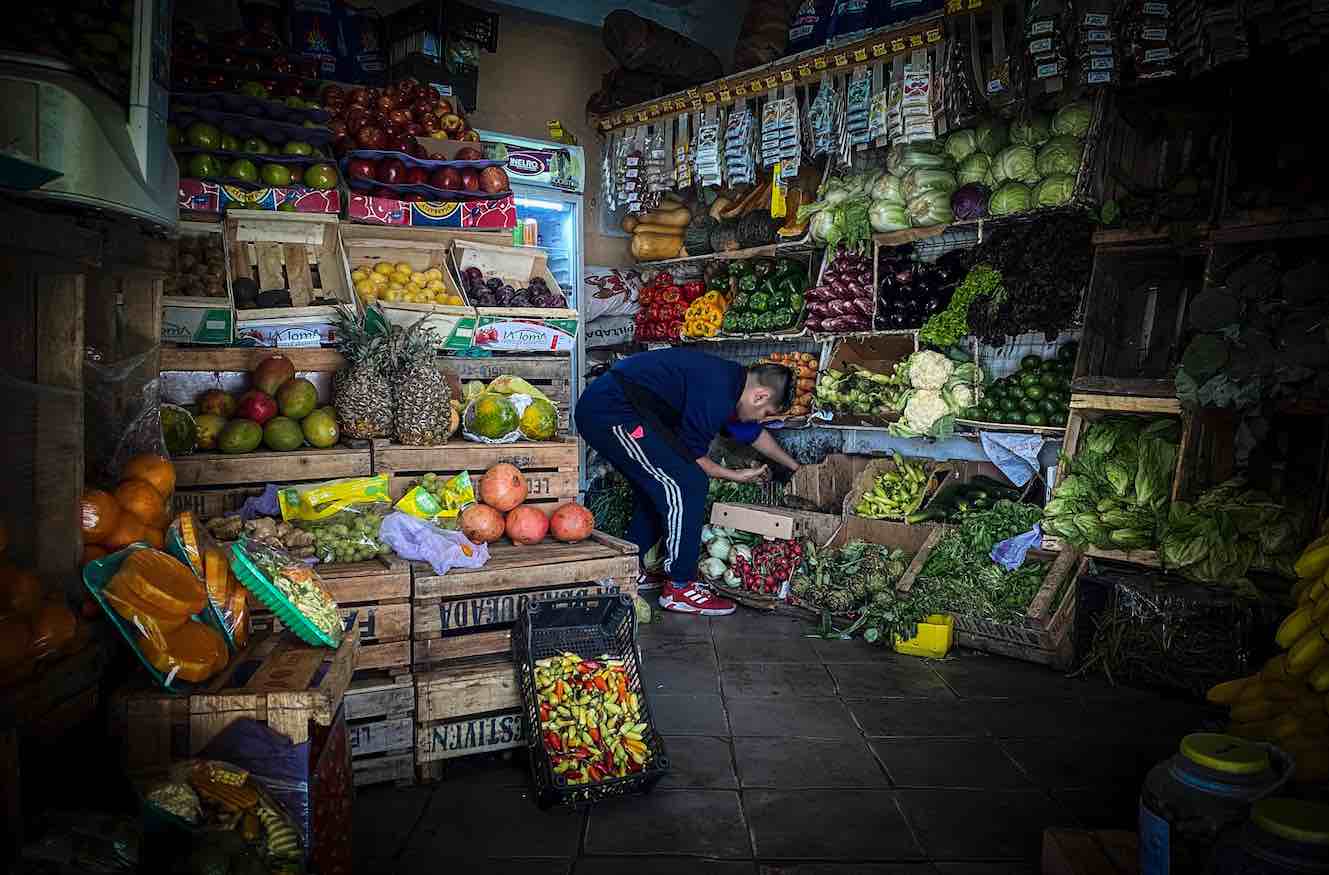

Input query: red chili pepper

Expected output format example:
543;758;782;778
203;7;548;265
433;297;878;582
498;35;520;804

580;660;601;671
546;731;562;752
589;727;601;744
540;703;550;721
661;287;680;303
565;770;582;780
587;764;604;782
656;271;673;286
593;676;608;692
576;746;595;759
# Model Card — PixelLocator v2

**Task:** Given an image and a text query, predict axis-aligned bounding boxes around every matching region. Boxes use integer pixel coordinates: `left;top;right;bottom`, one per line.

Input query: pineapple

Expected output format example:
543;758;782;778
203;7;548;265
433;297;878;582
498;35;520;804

332;306;395;439
390;316;452;446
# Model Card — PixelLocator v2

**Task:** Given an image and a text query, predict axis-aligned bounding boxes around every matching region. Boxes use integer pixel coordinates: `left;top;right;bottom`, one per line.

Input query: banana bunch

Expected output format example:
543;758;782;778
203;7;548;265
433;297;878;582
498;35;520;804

854;453;930;520
1206;528;1329;783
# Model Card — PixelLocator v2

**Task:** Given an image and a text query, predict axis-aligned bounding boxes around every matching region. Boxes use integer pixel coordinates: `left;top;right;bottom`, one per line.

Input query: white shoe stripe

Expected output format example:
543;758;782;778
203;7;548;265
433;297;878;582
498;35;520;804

613;424;684;575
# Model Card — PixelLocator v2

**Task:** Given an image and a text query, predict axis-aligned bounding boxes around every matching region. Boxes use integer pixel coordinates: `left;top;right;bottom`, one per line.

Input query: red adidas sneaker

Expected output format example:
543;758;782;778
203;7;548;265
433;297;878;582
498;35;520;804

658;581;736;616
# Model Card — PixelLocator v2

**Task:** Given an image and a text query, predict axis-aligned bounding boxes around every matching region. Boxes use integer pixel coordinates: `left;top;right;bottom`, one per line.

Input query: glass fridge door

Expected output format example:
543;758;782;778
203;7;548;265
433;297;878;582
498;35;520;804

512;187;581;305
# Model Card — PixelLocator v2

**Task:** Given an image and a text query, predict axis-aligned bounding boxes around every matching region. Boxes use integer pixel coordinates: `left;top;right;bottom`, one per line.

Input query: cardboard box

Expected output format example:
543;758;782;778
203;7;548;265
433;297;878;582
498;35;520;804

235;316;338;348
818;334;918;426
468;315;577;351
791;454;871;514
347;193;517;228
449;239;578;349
708;502;841;548
178;179;341;214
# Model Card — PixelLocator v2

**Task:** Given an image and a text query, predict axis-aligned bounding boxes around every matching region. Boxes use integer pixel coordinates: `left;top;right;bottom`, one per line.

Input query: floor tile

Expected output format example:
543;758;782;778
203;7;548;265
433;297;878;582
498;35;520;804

726;697;861;739
897;789;1073;861
734;737;888;788
403;787;583;861
711;613;810;639
351;784;434;861
642;640;722;695
714;635;821;665
660;735;738;789
828;661;955;699
640;611;714;643
585;790;751;858
760;865;936;874
579;859;755;874
847;699;991;738
421;749;530;788
745;790;922;860
870;739;1032;789
932;653;1083;700
1001;739;1169;790
978;700;1138;740
722;663;834;698
810;637;901;663
650;694;730;736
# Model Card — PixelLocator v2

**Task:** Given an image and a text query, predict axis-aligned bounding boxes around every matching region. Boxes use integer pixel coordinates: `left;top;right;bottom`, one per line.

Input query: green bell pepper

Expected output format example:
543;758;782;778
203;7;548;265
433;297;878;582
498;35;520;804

772;307;795;329
788;291;805;313
752;258;775;278
728;260;754;278
748;291;770;313
722;311;740;332
737;274;759;293
774;257;801;278
737;312;759;333
731;291;750;312
756;311;778;331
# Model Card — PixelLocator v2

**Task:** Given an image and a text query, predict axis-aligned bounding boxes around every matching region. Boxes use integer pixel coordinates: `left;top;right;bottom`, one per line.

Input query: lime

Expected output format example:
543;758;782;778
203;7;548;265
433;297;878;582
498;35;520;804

1040;373;1060;389
302;163;338;190
186;153;221;179
226;158;259;182
1000;397;1018;414
1021;354;1042;370
1058;341;1078;362
185;122;220;150
1040;398;1060;415
221;133;241;152
1025;411;1048;426
243;137;270;155
1025;385;1046;401
282;140;313;156
239;81;268;99
260;163;293;186
1041;360;1060;374
1019;371;1041;388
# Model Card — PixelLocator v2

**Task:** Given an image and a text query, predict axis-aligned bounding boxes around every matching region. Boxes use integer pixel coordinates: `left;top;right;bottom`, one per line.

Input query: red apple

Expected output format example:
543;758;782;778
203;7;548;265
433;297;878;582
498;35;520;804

376;158;407;184
349;87;370;107
347;158;377;182
440;113;465;135
396;78;419;98
403;166;428;185
430;167;462;190
328;118;348;139
454;146;483;161
480;166;509;193
345;107;369;133
391;136;416;154
236;390;277;426
406;122;425;136
375;94;395;114
436;97;454;115
421;115;442;134
388;108;411;126
322;84;345;105
357;126;386;150
460;168;480;192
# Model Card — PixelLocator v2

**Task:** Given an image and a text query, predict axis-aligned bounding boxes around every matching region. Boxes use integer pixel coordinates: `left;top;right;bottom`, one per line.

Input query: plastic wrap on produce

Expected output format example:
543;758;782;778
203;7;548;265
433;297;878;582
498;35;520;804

1073;567;1269;698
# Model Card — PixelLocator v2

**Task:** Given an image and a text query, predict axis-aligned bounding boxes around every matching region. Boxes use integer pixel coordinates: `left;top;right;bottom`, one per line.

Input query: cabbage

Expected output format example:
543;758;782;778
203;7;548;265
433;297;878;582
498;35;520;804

989;181;1032;216
870;173;904;205
901;168;957;202
992;144;1039;185
1035;135;1084;177
707;537;732;561
944;129;978;164
1033;173;1076;207
886;145;951;177
1052;100;1092;138
907;191;954;228
956;153;996;187
699;556;727;581
810;210;835;243
1010;113;1052;146
975;118;1009;156
869;200;911;232
951;183;990;220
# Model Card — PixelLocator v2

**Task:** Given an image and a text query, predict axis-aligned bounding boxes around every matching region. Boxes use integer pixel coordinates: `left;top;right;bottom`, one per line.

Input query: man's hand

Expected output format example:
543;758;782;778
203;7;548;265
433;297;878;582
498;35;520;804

730;464;769;483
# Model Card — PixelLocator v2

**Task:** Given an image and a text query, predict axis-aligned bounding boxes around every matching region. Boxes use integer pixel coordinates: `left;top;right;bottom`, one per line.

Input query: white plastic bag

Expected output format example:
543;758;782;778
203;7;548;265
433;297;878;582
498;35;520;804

378;511;489;575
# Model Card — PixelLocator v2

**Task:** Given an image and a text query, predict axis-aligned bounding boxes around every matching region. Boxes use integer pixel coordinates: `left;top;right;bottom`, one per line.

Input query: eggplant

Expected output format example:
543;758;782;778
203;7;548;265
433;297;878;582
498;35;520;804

893;265;915;286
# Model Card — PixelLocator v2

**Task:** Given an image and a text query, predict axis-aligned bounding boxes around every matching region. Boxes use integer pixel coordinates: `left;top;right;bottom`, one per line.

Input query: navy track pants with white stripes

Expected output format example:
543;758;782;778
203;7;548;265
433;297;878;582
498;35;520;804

576;405;707;584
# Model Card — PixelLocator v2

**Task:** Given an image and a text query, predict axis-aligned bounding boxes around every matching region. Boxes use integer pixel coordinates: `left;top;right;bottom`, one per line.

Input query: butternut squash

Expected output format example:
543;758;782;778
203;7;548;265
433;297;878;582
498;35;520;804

639;206;691;228
621;214;640;234
632;221;693;236
631;231;684;261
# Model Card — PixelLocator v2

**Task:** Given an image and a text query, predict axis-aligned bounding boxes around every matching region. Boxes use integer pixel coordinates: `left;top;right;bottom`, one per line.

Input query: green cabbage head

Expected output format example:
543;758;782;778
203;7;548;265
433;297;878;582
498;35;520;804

1033;173;1076;207
993;145;1039;185
989;182;1032;216
1052;100;1092;137
1036;135;1084;177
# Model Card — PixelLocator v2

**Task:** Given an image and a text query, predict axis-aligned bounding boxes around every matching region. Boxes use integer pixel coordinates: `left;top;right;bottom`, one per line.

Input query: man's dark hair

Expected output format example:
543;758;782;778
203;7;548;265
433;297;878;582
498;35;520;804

747;362;795;411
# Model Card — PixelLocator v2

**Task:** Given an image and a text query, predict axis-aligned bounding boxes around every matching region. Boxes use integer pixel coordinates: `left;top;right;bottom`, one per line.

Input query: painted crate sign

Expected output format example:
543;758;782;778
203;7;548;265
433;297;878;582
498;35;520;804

416;708;525;762
419;581;622;635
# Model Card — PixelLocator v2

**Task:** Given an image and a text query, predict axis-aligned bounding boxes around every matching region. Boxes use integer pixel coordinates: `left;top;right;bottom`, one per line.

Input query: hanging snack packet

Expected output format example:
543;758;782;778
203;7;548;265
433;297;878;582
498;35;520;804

395;471;476;523
168;512;249;651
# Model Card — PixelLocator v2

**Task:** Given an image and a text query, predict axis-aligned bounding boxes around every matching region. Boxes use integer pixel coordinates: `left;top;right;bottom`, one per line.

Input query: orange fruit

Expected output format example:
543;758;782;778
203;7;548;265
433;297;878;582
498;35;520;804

81;489;121;544
81;544;108;566
0;563;43;615
114;479;169;529
122;454;176;498
101;513;148;551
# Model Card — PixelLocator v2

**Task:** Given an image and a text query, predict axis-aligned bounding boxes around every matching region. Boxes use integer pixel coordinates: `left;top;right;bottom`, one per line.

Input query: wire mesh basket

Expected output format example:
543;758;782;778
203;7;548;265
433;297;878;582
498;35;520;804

513;594;669;808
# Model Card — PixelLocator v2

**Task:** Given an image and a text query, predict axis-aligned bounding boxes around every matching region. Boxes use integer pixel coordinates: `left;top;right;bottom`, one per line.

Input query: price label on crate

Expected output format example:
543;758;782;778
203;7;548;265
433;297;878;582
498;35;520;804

853;48;868;62
814;56;827;70
834;53;848;67
926;27;942;42
891;37;906;52
909;33;925;47
798;64;812;78
872;42;888;57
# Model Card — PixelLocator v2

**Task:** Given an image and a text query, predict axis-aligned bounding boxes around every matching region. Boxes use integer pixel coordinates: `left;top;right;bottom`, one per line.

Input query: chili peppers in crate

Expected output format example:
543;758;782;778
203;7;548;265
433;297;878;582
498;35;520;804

634;271;702;342
514;594;669;808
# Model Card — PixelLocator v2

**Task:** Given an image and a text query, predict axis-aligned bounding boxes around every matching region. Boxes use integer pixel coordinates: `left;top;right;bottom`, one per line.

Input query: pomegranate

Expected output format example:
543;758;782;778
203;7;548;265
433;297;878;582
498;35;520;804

348;87;370;107
375;94;396;114
479;463;527;512
460;168;480;192
388;107;411;127
505;505;549;545
252;353;295;395
460;504;505;544
429;167;462;190
480;166;509;194
403;166;428;185
376;158;407;185
454;146;483;161
236;390;277;425
356;126;386;150
549;503;594;543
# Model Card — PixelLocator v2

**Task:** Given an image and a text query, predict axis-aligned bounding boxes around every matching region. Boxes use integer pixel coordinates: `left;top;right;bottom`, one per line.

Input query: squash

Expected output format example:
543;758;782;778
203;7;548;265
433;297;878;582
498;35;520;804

114;548;207;618
632;221;692;236
631;231;684;261
708;195;735;222
719;180;772;219
640;206;691;228
737;212;783;247
777;188;810;238
621;214;639;234
139;620;228;683
709;221;741;252
683;218;715;256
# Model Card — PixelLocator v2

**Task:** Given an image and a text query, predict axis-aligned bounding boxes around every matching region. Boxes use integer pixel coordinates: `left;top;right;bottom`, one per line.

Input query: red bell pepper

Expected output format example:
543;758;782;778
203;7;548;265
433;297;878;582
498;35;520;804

655;271;673;287
681;280;704;302
660;286;681;304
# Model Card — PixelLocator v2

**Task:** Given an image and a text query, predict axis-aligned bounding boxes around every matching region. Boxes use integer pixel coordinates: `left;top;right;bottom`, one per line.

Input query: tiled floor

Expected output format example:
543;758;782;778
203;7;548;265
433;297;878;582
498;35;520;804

354;608;1208;873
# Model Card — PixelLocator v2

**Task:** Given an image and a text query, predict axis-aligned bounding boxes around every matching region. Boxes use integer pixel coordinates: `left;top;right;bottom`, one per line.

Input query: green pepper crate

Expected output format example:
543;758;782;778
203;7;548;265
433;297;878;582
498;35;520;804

719;252;814;338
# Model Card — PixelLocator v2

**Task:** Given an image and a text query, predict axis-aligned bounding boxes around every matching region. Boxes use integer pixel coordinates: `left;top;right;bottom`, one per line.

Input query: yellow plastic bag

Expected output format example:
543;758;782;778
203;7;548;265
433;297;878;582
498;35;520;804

278;475;391;522
394;471;475;523
487;375;549;401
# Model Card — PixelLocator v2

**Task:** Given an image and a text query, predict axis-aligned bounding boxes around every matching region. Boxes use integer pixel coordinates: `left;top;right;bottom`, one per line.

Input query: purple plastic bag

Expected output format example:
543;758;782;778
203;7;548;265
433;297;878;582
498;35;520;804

200;718;311;855
378;511;490;575
991;523;1043;571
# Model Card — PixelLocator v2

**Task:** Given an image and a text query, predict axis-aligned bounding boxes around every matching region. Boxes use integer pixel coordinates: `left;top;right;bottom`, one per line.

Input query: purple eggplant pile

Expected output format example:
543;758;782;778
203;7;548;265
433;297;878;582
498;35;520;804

874;248;964;330
805;248;874;333
461;266;568;308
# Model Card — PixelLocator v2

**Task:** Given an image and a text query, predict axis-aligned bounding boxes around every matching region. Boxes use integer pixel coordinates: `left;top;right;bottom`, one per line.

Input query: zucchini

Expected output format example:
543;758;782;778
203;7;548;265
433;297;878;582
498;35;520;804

906;506;949;525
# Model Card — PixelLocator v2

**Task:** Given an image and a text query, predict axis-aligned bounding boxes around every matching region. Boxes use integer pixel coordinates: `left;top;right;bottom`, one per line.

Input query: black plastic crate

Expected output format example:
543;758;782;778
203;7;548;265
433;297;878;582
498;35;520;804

513;594;669;809
445;1;499;53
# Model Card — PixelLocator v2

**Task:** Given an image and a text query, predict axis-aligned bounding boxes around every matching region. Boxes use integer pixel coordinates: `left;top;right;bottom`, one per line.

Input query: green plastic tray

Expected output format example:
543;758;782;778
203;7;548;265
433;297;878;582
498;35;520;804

229;542;340;648
165;527;242;653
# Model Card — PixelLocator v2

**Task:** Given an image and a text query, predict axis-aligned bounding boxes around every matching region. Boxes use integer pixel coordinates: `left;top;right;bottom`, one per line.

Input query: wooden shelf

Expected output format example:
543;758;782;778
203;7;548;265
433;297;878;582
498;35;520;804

1071;376;1177;399
1068;392;1180;414
172;445;373;488
161;345;346;372
636;239;816;269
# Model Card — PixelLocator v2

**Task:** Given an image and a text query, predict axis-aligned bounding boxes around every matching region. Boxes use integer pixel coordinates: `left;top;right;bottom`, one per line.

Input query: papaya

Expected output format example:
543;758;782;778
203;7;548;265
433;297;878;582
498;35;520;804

113;549;206;618
139;621;227;683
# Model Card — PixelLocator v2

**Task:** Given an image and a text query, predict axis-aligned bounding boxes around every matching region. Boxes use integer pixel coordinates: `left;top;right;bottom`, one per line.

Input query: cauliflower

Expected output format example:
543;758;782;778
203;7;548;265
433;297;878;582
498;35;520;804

948;383;977;410
896;389;950;436
906;350;954;390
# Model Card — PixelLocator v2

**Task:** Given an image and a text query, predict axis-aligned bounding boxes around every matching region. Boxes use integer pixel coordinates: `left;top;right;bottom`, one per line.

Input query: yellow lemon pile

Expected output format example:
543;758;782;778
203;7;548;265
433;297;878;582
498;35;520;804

351;262;465;306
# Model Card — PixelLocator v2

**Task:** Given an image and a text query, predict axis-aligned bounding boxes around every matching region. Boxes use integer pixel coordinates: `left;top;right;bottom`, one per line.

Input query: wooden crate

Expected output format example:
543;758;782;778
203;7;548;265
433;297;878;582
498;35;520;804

338;225;500;345
842;456;955;521
250;557;412;674
411;532;639;669
161;218;235;345
815;335;916;427
345;672;416;788
1041;393;1183;565
444;354;573;432
226;212;354;326
898;531;1087;669
374;437;580;513
172;445;374;493
108;629;358;770
449;238;577;322
414;657;524;780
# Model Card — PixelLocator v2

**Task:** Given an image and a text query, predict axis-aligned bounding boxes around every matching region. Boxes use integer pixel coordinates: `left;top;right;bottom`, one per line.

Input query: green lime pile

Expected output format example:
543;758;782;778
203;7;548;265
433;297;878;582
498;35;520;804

972;343;1075;427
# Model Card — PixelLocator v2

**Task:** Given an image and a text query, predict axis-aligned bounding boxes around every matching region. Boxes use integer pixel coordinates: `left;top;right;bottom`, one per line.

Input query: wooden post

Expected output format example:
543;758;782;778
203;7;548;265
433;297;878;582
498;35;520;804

35;275;84;592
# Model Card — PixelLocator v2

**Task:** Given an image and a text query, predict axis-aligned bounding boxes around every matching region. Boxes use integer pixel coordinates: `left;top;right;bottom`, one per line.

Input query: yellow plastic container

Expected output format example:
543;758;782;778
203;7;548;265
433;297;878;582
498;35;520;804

894;614;954;659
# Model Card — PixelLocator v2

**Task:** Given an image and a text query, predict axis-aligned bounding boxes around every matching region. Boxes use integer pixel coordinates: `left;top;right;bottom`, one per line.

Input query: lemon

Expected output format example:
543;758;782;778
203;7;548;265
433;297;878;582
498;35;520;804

373;262;395;276
426;279;445;292
370;272;389;286
383;287;405;302
425;267;443;281
351;268;369;282
410;271;426;283
394;261;413;273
